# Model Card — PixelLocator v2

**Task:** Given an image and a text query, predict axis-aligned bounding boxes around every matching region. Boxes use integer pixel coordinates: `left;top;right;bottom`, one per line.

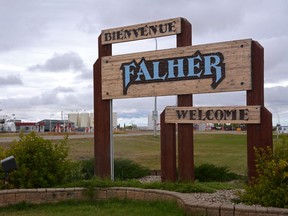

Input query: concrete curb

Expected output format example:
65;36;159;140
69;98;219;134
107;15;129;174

0;187;288;215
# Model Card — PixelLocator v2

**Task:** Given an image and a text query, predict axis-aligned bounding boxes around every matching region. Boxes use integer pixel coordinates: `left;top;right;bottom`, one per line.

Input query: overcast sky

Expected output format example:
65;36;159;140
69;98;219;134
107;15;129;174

0;0;288;126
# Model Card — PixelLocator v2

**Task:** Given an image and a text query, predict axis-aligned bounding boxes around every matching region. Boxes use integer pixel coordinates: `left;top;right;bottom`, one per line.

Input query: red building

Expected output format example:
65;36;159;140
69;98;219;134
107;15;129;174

15;122;45;133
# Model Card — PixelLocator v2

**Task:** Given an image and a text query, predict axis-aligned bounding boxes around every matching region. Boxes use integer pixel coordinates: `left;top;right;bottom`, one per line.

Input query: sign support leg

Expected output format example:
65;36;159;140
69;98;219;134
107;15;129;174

177;18;194;181
160;110;177;181
94;35;112;179
246;41;273;182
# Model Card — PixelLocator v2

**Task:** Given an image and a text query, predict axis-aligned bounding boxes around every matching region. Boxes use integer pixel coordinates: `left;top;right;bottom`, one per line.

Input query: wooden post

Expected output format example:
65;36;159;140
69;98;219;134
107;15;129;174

160;110;177;181
246;41;273;181
94;35;112;178
177;18;194;181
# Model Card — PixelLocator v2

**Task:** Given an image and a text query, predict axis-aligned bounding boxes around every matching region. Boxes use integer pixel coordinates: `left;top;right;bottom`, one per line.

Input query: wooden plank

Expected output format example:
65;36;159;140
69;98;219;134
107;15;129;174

94;35;112;179
160;110;177;182
246;41;273;182
101;17;181;44
176;18;194;182
102;39;252;99
165;106;261;124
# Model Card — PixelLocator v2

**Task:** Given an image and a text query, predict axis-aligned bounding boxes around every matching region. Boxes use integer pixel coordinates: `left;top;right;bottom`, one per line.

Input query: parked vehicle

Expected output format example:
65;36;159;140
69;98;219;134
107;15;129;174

277;126;288;134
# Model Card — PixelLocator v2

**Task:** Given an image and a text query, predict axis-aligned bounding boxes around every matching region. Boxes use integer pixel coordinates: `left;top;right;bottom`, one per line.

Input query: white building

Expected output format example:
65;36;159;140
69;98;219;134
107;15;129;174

68;112;118;131
3;119;16;132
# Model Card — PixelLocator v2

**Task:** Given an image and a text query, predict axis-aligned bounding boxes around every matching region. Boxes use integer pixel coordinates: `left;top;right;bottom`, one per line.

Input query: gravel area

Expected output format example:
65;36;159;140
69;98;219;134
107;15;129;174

190;189;241;205
138;175;242;205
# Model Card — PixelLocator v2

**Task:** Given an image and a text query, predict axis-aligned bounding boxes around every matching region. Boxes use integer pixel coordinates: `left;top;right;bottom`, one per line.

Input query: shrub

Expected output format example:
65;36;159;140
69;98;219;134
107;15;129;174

0;146;5;159
80;158;150;181
240;135;288;208
114;158;150;180
0;146;6;188
4;132;78;188
80;158;95;180
194;163;241;182
63;160;84;183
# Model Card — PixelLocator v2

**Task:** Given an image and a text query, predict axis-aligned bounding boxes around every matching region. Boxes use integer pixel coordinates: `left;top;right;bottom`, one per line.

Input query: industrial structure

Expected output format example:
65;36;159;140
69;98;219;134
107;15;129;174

68;112;117;131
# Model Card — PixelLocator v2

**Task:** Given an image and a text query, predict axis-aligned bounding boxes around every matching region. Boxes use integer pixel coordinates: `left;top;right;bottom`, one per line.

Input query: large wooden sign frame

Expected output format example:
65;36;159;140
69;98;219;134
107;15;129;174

94;17;272;182
101;39;252;99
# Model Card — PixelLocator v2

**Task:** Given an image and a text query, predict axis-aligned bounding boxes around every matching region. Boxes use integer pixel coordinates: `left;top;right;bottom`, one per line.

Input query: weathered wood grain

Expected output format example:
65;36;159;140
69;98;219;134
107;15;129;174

165;105;261;124
102;39;252;99
101;17;181;44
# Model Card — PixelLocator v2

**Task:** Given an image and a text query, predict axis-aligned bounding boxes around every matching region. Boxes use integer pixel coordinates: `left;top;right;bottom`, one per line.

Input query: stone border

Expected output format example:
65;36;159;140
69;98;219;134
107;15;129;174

0;188;287;216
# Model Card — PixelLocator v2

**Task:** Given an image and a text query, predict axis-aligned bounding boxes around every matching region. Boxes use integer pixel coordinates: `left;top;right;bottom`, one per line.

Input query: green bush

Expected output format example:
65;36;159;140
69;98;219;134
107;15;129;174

0;146;6;188
80;158;150;181
80;159;95;180
4;132;80;188
0;146;5;159
63;160;84;183
240;135;288;208
114;158;150;180
194;163;241;182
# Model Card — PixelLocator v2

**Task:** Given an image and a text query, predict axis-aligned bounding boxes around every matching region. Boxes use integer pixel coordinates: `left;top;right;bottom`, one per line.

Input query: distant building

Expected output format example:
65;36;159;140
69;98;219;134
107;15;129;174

198;123;206;131
15;122;45;133
38;119;75;132
3;119;16;132
278;125;288;134
0;115;11;132
67;112;117;132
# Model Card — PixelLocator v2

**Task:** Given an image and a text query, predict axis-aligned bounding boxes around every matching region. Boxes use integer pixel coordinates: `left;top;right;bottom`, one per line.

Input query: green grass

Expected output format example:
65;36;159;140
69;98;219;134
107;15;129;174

115;133;247;174
65;138;94;160
114;135;161;170
0;200;186;216
194;133;246;174
1;132;247;174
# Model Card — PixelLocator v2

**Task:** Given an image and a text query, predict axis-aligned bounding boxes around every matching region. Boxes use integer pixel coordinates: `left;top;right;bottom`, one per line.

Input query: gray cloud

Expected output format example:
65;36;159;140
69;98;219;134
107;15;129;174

29;52;85;72
6;85;92;109
29;86;76;106
0;75;23;86
263;36;288;84
0;1;47;52
265;86;288;112
1;86;75;109
77;68;93;80
28;51;92;80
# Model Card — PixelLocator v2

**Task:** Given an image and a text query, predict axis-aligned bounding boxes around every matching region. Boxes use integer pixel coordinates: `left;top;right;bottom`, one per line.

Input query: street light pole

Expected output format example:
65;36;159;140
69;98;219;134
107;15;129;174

153;96;158;136
153;38;158;137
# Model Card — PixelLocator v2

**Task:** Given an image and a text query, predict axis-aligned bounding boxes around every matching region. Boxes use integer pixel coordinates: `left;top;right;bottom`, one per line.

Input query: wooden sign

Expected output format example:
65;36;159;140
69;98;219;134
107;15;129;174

102;39;252;99
101;17;181;45
165;106;261;124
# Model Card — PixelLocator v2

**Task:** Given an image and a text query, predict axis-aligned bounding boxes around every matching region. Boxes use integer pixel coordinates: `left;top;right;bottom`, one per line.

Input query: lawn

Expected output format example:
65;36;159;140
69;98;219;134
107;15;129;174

0;200;186;216
0;132;250;175
194;133;247;174
63;132;247;175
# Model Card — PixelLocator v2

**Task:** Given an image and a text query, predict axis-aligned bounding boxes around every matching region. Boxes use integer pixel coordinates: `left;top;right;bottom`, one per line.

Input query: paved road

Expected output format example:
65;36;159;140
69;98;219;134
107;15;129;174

0;133;94;143
0;131;155;143
0;130;247;144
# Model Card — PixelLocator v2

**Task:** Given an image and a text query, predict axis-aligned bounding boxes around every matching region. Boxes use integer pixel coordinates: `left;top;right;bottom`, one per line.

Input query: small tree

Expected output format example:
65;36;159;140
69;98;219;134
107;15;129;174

5;132;73;188
240;135;288;208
